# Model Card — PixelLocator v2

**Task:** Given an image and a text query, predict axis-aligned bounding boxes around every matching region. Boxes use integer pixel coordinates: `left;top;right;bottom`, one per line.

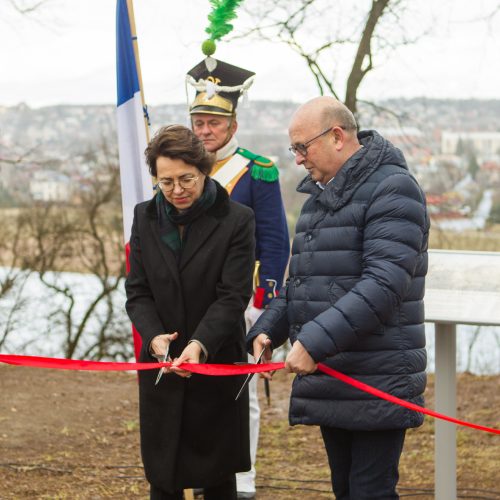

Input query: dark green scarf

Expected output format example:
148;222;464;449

156;177;217;261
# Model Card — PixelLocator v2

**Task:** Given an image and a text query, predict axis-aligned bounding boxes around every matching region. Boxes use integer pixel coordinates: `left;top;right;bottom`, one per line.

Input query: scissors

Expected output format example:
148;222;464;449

153;343;171;386
235;345;267;401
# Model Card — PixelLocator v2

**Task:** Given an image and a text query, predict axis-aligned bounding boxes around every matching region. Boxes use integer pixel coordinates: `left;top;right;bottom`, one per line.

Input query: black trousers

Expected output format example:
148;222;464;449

320;426;406;500
150;475;237;500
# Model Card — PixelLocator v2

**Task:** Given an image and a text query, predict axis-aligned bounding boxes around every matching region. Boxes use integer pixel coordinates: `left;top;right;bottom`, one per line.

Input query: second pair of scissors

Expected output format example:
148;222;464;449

235;345;268;401
154;344;171;386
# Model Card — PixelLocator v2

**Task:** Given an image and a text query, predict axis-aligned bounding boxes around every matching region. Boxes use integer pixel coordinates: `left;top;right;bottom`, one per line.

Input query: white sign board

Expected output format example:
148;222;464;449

425;250;500;326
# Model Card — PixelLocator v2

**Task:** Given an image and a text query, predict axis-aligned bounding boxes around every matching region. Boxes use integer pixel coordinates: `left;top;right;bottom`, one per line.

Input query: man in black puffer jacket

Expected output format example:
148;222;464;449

247;96;430;500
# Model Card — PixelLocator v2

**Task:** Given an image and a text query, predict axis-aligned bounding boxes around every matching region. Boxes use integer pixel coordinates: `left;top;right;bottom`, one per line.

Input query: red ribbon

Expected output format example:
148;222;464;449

0;353;283;374
0;353;498;435
316;364;499;435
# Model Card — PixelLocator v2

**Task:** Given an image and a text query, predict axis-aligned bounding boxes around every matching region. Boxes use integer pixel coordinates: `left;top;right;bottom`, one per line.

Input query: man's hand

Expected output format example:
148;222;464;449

253;333;273;380
170;342;201;378
285;340;317;375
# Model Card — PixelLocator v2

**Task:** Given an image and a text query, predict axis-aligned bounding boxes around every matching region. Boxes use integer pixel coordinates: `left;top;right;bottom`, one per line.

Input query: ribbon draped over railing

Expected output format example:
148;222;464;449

0;353;498;435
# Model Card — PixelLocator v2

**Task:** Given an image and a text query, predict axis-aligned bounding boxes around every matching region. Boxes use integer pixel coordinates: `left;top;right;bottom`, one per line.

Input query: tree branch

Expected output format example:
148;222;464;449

345;0;390;114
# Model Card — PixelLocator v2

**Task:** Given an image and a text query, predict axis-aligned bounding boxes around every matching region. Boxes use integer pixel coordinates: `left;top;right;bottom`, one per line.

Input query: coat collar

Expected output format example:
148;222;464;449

146;180;230;273
149;219;182;288
216;135;239;161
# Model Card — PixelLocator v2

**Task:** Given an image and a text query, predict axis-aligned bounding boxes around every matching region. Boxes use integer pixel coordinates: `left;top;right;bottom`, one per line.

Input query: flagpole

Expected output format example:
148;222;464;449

117;0;155;362
126;0;150;142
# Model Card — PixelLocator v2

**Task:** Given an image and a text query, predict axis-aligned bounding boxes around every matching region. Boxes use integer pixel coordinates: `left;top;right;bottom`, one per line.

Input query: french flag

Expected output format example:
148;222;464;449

116;0;151;360
116;0;151;243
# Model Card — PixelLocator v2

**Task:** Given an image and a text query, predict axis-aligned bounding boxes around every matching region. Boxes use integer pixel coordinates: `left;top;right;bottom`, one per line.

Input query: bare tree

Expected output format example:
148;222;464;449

30;154;129;360
464;325;481;373
0;214;34;349
67;148;129;360
2;0;63;36
0;138;65;349
345;0;390;114
0;142;132;361
7;0;45;14
237;0;425;117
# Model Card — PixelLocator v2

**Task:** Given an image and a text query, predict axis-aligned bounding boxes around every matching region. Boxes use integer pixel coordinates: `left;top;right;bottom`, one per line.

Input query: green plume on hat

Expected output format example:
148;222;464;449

202;0;243;56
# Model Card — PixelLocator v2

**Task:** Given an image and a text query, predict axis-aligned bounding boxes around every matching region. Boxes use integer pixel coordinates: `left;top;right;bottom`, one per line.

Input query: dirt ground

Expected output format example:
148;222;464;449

0;366;498;499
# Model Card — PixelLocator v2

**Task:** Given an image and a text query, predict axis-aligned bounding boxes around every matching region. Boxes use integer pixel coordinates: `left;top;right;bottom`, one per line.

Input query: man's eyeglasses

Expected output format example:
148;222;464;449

156;176;199;193
288;127;333;157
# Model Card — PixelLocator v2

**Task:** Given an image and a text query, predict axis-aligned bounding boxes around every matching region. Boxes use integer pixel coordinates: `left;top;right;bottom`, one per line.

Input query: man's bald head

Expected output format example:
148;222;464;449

288;97;362;184
290;96;358;134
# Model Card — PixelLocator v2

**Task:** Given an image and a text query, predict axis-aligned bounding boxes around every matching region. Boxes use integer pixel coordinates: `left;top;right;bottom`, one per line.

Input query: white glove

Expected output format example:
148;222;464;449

245;305;264;330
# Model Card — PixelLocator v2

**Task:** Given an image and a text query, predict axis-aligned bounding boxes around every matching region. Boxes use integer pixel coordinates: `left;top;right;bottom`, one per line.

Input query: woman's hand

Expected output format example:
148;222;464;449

150;332;178;377
150;332;178;359
170;342;202;378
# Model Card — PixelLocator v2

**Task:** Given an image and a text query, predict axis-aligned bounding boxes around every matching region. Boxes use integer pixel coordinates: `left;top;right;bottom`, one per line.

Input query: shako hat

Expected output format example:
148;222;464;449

186;57;255;116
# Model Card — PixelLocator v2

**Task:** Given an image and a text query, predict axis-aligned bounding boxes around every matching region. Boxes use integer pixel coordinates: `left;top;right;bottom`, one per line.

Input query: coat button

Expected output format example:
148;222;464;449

294;278;301;286
305;233;312;241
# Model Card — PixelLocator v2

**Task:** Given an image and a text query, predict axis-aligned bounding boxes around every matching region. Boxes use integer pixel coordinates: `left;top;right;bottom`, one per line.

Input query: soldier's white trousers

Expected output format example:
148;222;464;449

236;304;263;494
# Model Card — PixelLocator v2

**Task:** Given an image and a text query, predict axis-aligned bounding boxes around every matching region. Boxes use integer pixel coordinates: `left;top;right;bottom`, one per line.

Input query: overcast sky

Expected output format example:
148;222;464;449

0;0;499;108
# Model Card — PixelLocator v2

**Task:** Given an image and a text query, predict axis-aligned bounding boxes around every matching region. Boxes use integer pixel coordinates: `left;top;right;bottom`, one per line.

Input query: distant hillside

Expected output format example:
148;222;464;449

1;98;499;157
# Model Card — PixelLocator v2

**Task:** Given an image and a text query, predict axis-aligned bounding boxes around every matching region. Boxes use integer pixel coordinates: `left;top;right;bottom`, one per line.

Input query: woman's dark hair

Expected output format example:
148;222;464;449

145;125;214;177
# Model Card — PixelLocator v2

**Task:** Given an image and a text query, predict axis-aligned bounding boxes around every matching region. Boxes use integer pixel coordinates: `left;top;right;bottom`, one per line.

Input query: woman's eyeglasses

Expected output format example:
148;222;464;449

156;176;199;193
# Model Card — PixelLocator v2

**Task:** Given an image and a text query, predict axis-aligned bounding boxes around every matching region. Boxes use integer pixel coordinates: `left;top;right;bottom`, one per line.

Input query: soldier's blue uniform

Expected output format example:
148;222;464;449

214;144;290;308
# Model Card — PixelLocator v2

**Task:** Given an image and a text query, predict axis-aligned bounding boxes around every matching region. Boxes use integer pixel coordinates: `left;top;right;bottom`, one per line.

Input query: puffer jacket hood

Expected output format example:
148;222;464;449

248;130;430;431
297;130;408;210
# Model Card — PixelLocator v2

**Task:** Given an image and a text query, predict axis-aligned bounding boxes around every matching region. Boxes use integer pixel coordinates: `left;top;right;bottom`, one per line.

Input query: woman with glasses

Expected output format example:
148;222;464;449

125;125;255;500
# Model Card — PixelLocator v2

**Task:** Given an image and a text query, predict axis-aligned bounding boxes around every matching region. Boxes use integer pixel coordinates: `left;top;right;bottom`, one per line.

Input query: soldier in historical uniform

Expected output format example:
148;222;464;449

186;58;290;499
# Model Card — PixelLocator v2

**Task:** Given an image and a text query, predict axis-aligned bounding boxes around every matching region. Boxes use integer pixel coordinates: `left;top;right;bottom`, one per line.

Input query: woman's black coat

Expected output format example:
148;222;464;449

125;182;255;492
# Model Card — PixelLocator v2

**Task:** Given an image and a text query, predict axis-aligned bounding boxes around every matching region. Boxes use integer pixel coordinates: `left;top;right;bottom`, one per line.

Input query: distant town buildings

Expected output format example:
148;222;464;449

1;100;500;228
29;170;71;202
441;131;500;157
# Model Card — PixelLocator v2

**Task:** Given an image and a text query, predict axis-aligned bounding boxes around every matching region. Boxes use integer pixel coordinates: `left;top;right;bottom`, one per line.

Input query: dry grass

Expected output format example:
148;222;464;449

429;223;500;252
0;367;498;499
